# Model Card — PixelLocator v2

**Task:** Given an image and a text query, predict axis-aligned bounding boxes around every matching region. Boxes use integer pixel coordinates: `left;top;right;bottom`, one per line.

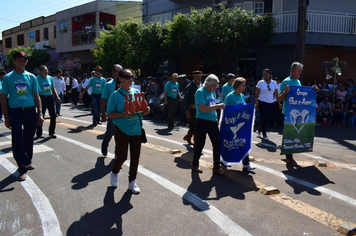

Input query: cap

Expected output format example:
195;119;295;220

13;51;28;60
172;73;179;79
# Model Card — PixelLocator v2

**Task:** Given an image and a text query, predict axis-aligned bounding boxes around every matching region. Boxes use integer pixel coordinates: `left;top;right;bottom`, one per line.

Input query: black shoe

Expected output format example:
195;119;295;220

36;135;45;138
18;173;26;181
49;134;57;139
28;164;35;170
97;121;102;125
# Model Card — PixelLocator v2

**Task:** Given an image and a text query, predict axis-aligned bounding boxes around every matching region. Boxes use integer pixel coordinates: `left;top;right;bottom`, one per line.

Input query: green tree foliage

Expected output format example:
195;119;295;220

93;7;275;75
8;47;51;73
92;19;168;76
166;7;275;74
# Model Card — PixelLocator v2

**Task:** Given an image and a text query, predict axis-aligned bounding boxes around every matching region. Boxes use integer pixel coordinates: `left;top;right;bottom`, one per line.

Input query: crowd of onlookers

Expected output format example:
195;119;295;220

309;78;356;126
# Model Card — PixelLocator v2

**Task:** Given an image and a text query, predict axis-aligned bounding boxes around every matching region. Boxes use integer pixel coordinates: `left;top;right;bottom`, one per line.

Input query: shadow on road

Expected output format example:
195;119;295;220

71;157;114;190
282;165;335;195
0;174;16;193
67;188;133;236
182;171;256;212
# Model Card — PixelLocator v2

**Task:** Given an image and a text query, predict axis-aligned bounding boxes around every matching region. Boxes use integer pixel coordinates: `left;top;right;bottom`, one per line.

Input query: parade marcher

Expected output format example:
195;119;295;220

164;73;183;129
0;70;6;121
224;77;255;171
81;72;92;107
80;66;106;125
255;69;280;140
191;74;226;176
183;71;204;146
53;69;66;116
36;65;60;139
1;51;44;181
64;74;70;103
71;76;79;105
278;62;318;166
101;64;122;157
221;73;236;103
106;69;150;193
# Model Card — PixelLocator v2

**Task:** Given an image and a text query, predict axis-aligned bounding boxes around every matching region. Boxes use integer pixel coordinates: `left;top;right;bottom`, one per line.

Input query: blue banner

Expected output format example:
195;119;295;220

281;86;317;154
220;103;255;163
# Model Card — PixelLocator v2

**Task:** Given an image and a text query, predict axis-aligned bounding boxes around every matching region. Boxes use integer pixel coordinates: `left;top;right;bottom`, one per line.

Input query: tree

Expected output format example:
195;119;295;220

166;7;276;74
8;47;51;73
92;19;168;76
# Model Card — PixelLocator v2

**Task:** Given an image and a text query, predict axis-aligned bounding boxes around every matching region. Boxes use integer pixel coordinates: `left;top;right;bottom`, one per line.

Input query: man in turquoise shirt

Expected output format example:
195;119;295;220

36;65;60;139
80;65;106;125
1;51;44;181
164;73;183;128
101;64;122;156
278;62;318;166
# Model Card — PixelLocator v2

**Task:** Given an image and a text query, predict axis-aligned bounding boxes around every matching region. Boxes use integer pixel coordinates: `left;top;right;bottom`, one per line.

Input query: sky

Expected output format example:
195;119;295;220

0;0;95;40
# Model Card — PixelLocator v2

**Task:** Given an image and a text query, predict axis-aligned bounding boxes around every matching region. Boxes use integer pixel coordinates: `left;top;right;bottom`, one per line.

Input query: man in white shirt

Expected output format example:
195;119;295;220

53;69;66;116
71;76;79;105
82;71;93;107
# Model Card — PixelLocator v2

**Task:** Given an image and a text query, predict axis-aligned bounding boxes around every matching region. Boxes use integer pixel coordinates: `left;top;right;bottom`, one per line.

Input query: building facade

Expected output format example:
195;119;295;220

143;0;356;84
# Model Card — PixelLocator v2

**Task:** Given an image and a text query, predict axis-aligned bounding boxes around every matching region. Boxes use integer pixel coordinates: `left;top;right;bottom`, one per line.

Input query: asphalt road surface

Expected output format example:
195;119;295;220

0;103;355;236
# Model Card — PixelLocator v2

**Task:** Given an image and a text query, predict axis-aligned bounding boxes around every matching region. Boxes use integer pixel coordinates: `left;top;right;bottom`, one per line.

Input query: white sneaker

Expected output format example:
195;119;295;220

110;172;118;187
257;132;262;138
220;159;232;167
263;136;269;140
128;179;140;194
243;164;256;171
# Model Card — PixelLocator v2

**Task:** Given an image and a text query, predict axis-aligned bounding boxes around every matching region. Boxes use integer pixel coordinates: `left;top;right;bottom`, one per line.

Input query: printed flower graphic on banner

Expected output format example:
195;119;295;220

15;83;28;96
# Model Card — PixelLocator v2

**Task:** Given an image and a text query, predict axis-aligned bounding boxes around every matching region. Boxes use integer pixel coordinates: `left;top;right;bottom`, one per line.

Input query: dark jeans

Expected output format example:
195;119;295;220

37;96;56;136
258;100;274;136
102;118;115;152
193;118;221;170
92;94;102;123
71;88;78;105
8;107;37;174
167;96;178;126
55;93;63;115
188;108;197;135
112;126;141;182
83;91;91;107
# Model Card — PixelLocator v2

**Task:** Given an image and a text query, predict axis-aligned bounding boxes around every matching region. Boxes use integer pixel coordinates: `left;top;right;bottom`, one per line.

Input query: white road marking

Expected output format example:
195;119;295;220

0;133;62;236
0;158;62;236
54;133;252;236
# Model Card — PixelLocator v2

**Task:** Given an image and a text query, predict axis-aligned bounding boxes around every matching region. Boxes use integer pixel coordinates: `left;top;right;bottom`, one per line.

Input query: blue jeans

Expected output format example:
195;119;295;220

102;118;115;151
55;93;63;114
92;94;101;123
8;107;37;174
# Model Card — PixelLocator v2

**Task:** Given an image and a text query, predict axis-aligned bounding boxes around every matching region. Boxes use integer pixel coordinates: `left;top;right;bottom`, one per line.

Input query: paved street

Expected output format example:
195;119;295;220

0;103;355;236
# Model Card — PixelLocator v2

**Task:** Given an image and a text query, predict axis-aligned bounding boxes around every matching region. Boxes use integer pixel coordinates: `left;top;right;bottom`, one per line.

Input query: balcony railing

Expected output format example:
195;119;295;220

274;10;356;35
72;30;96;45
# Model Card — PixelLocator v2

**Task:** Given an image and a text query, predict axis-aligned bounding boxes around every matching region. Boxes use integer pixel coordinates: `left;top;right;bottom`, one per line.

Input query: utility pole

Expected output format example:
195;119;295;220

295;0;308;84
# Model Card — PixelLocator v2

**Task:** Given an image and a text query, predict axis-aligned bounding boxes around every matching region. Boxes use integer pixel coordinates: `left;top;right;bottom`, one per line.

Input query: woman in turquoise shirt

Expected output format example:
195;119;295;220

221;73;236;103
191;74;226;176
106;69;150;194
224;77;255;171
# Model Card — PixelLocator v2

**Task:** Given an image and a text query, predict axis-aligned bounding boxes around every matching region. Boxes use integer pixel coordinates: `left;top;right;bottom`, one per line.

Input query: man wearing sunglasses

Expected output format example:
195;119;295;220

80;66;106;125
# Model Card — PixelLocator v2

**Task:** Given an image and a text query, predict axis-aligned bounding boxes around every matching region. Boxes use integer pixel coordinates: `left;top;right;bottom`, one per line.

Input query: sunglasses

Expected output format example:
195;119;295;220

267;84;271;91
123;74;133;80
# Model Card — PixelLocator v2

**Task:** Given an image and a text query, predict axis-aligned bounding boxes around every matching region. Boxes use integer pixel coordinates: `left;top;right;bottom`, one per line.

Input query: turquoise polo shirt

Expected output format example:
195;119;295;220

195;87;218;122
280;76;301;114
164;80;179;99
37;75;54;96
221;83;234;102
101;79;116;100
88;76;106;94
2;70;40;108
224;91;246;106
106;88;142;136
